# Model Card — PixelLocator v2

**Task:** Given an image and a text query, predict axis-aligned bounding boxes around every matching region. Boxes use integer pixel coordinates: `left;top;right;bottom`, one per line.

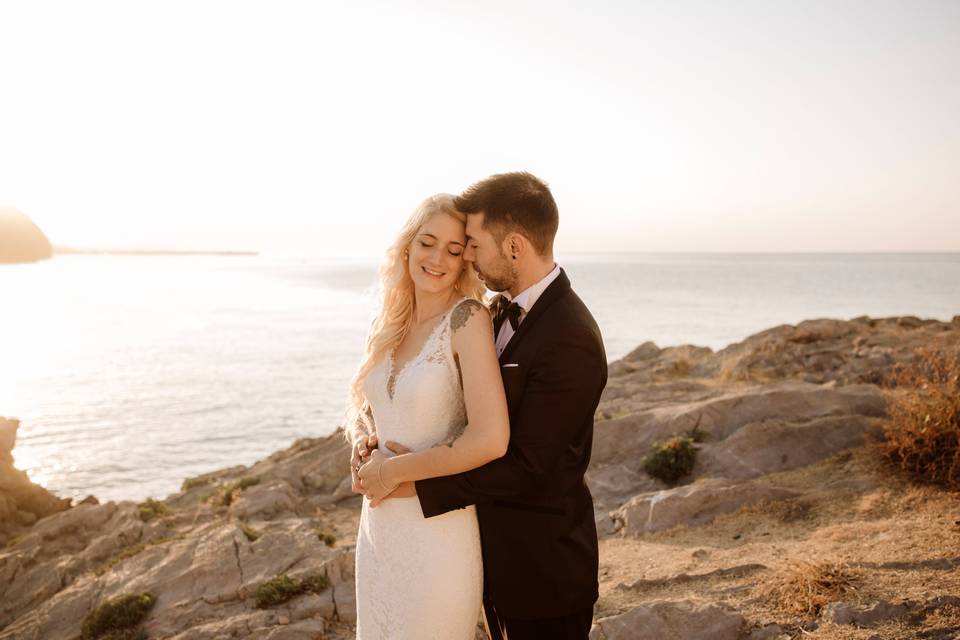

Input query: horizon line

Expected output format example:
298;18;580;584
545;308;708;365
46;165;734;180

51;246;960;258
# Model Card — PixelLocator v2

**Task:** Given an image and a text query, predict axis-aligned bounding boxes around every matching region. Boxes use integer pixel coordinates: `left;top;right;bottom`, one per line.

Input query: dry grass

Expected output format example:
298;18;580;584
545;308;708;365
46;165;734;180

597;446;960;636
872;347;960;491
754;559;861;616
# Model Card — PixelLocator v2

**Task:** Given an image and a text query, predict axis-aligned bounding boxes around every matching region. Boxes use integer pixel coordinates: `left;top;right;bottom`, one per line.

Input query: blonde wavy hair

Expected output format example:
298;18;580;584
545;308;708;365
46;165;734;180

344;193;486;443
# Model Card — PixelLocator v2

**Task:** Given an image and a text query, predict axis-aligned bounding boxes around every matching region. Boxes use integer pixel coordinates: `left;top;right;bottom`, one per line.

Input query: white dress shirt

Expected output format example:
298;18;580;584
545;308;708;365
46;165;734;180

495;263;561;356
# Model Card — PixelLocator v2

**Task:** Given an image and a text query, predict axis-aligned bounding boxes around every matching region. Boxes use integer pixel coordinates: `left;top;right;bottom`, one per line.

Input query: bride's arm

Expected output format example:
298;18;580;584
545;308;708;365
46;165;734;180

360;299;508;495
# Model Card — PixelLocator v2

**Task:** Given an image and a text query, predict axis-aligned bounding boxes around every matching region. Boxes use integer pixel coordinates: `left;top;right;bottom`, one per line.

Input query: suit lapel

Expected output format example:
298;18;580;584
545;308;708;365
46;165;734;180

498;268;571;364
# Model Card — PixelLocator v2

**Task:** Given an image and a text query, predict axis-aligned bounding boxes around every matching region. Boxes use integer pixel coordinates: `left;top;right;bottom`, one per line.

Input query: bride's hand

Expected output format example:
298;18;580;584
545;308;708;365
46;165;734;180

350;433;379;494
357;449;398;503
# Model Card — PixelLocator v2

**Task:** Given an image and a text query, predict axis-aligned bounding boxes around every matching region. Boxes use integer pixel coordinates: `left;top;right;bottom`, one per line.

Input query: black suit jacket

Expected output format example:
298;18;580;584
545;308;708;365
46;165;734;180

416;269;608;620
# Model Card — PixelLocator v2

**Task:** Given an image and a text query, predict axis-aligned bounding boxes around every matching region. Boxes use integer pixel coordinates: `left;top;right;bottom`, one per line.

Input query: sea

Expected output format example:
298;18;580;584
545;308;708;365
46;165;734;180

3;252;958;503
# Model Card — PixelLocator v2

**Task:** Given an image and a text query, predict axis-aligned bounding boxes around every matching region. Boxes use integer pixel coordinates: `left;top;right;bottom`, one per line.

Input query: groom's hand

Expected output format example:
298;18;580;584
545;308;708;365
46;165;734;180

370;440;417;505
384;440;410;455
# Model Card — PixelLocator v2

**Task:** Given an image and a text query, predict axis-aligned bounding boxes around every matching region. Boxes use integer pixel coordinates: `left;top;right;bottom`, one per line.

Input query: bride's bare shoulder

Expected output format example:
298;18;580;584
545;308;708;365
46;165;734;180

449;298;490;335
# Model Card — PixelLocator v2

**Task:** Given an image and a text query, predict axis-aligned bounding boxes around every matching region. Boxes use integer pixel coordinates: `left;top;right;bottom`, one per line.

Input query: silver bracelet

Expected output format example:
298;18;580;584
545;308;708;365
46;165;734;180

376;461;390;492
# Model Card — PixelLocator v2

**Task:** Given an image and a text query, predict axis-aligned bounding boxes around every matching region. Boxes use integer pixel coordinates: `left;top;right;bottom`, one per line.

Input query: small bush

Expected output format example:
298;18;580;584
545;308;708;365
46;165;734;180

254;573;330;608
669;358;690;377
755;560;859;615
81;592;156;640
316;529;336;547
207;476;260;507
872;347;960;491
642;435;697;484
136;499;168;523
181;475;212;491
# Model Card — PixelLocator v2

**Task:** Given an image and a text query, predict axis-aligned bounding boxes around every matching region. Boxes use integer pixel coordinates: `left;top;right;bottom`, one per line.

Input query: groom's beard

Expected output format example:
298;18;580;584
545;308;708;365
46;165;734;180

474;255;516;293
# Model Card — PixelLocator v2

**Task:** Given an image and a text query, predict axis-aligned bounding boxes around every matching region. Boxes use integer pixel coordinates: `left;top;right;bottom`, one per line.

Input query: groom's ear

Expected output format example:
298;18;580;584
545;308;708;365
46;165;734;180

506;233;527;260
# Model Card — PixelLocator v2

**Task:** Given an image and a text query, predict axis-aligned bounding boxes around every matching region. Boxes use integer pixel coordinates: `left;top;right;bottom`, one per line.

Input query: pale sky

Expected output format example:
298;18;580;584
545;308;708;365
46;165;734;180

1;0;958;254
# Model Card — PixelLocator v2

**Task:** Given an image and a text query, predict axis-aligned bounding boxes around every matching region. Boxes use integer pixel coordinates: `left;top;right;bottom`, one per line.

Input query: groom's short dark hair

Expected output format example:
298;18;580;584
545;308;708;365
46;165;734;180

455;172;559;257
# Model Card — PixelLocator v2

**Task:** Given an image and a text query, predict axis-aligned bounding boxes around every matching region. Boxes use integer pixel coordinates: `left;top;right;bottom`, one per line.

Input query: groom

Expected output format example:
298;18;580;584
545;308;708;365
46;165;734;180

358;172;607;639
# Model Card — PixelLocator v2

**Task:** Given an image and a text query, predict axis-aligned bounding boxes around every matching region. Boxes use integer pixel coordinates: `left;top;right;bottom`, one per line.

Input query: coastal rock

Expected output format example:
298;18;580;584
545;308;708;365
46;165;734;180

741;623;786;639
0;419;15;461
0;428;360;640
0;501;144;630
588;600;744;640
693;412;882;481
0;417;71;544
0;501;357;640
820;599;913;626
229;481;298;521
0;208;53;264
600;316;960;391
593;383;884;468
588;382;885;508
624;341;662;363
612;477;800;536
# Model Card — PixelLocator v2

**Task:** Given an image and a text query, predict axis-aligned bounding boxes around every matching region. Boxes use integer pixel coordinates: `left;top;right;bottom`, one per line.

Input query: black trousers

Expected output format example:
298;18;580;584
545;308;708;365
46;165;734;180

484;598;594;640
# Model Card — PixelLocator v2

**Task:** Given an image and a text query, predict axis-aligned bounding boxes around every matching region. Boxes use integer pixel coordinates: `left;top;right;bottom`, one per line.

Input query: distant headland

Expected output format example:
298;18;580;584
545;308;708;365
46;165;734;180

0;208;53;264
54;247;259;257
0;209;257;263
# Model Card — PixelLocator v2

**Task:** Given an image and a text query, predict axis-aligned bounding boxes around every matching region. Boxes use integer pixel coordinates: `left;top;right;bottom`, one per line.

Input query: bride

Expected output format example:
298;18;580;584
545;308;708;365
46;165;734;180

345;193;509;639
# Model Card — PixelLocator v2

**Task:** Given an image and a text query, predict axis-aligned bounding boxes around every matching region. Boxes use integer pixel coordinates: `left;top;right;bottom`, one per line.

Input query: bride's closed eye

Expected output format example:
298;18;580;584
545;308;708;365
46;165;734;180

420;240;462;257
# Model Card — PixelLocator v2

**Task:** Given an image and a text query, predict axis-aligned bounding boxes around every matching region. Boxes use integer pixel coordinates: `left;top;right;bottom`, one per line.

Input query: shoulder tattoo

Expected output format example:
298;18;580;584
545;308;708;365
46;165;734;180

450;299;486;332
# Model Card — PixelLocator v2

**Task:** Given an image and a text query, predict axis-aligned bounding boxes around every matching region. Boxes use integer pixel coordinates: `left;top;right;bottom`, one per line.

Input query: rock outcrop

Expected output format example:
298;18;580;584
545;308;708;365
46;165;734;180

0;208;53;264
589;599;745;640
0;418;71;541
612;477;800;536
0;432;358;640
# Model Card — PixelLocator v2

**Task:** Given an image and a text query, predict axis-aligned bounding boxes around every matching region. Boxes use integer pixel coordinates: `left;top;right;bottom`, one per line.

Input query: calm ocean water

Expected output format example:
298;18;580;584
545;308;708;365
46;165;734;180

3;253;959;503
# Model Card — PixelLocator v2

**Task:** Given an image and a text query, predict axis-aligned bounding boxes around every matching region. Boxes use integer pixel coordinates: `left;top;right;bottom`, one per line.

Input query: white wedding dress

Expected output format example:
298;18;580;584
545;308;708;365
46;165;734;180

355;297;483;640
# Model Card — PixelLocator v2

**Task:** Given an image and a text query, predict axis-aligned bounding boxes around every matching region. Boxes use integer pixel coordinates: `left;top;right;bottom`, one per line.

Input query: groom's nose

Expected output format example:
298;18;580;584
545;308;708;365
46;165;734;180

463;244;477;263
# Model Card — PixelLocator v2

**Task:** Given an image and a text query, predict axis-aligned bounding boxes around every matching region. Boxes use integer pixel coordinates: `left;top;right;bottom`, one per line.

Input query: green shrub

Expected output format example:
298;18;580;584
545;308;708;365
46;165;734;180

316;529;336;547
136;499;168;523
206;476;260;507
873;347;960;490
81;592;156;640
642;435;697;484
254;573;330;608
181;475;212;491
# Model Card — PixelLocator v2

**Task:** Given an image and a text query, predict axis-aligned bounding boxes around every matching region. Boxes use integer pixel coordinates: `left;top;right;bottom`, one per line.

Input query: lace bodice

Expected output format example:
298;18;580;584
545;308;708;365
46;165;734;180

363;298;468;453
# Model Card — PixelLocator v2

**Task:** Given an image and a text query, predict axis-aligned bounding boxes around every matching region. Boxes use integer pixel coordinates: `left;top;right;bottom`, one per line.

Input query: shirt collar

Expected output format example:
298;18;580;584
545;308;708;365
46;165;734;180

505;263;561;314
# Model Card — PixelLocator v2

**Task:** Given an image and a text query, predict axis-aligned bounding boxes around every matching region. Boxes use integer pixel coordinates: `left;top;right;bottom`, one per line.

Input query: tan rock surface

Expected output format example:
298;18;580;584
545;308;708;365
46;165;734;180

0;417;71;542
0;432;360;640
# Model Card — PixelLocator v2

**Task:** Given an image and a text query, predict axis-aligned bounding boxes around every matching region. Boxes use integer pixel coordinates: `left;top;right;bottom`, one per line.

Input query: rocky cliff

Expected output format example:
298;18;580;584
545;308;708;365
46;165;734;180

1;315;959;640
0;209;53;264
0;418;71;537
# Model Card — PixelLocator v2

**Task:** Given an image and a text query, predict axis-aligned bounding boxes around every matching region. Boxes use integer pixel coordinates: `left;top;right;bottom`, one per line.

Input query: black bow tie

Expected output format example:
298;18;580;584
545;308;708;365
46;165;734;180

492;294;523;335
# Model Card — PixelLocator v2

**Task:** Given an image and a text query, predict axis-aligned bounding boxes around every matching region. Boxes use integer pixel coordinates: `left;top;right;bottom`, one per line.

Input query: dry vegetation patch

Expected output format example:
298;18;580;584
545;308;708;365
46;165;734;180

872;347;960;490
754;559;861;616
